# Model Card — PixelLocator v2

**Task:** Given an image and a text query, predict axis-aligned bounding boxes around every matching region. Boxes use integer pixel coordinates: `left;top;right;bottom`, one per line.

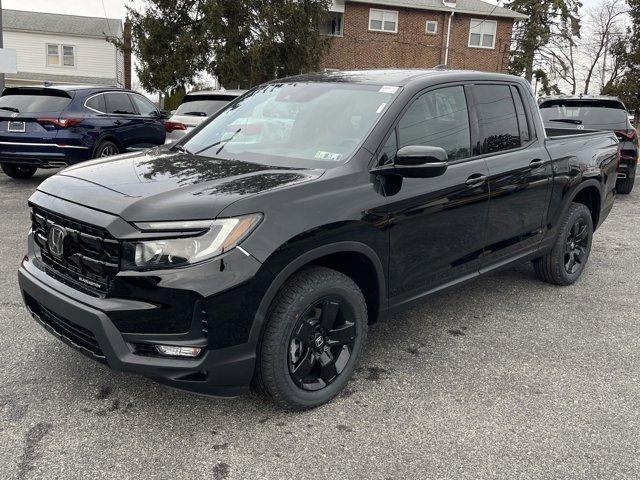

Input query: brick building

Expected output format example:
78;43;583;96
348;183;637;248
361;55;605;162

321;0;527;73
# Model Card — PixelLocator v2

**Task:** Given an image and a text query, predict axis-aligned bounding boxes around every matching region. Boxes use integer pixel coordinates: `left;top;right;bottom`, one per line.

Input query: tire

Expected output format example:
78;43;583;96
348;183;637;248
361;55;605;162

94;140;120;158
616;174;635;195
255;266;368;410
533;202;593;286
1;163;37;179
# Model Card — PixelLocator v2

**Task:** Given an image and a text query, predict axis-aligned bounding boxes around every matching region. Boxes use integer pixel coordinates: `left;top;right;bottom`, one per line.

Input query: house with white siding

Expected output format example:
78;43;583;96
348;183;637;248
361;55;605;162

2;9;124;88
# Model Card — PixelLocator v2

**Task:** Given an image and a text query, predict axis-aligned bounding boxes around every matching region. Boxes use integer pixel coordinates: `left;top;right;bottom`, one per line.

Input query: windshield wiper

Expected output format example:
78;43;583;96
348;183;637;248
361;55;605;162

183;111;207;117
0;106;19;113
194;128;242;155
173;144;193;155
549;118;583;125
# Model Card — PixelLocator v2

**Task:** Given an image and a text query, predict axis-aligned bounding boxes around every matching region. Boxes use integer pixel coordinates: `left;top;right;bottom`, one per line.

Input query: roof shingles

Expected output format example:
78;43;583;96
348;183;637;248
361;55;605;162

347;0;528;19
2;9;123;38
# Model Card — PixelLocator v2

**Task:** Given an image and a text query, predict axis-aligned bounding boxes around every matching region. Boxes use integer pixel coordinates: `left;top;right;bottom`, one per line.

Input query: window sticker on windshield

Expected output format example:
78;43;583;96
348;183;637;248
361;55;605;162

376;103;387;114
379;86;399;94
315;151;343;161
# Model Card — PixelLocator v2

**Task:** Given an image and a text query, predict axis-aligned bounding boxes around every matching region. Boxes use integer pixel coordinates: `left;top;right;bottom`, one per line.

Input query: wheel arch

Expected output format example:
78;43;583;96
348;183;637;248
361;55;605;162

248;241;387;344
93;134;124;157
568;180;602;230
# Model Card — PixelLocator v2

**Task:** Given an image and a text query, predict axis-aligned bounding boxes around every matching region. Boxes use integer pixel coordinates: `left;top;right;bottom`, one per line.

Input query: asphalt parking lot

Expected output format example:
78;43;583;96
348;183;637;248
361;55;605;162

1;169;640;480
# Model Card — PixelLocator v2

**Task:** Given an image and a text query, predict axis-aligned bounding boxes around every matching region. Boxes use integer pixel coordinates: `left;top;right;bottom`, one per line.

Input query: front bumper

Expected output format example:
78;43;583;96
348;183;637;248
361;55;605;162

19;263;258;396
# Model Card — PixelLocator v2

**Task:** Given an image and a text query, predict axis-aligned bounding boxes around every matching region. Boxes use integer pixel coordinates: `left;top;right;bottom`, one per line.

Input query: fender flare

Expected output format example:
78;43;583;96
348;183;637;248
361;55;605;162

563;178;603;227
248;241;387;343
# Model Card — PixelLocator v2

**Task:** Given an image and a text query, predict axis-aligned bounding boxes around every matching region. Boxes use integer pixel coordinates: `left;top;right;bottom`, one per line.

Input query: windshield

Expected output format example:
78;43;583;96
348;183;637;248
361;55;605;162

181;82;399;167
539;99;629;131
175;98;233;116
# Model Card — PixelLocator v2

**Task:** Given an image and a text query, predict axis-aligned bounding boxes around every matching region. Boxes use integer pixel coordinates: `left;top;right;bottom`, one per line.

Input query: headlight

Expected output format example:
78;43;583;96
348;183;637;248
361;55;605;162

122;214;262;270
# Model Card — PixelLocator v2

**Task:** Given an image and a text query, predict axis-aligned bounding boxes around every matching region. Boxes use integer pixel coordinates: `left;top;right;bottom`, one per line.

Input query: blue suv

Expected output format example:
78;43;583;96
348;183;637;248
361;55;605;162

0;86;166;179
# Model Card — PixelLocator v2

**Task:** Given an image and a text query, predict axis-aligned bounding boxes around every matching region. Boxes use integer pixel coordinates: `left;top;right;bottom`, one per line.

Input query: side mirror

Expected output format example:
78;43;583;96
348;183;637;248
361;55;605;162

371;145;448;178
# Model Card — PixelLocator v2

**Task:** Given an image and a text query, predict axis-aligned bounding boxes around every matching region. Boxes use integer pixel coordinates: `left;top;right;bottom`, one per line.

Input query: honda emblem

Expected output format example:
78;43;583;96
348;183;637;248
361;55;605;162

48;226;66;259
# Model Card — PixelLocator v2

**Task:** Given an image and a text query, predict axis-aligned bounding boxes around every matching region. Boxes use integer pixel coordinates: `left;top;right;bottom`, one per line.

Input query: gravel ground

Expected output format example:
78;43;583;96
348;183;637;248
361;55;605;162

1;169;639;480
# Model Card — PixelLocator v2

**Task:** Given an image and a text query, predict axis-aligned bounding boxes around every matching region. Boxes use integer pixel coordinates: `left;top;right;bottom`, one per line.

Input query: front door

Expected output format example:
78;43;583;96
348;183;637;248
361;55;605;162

469;83;552;270
382;85;491;305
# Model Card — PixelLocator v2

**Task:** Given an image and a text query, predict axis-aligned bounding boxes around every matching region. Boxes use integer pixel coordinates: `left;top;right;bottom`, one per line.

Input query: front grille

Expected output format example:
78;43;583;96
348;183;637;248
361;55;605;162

31;206;120;297
25;293;105;360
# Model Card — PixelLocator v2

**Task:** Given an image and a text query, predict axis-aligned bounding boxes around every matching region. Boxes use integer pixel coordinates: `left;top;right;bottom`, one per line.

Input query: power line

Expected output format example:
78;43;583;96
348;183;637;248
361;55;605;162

101;0;113;37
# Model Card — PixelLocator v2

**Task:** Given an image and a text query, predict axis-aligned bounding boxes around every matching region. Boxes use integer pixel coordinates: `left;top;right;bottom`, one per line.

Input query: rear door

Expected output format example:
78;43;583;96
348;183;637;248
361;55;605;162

471;83;552;271
129;94;166;146
0;88;72;147
103;92;139;149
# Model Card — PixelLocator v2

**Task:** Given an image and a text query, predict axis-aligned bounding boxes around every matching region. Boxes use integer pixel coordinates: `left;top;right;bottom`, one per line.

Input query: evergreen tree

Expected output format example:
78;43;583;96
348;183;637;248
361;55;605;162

118;0;331;93
505;0;581;82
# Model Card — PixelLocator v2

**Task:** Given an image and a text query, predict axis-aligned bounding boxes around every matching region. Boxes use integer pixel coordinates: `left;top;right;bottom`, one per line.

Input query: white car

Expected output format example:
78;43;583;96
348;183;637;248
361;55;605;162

164;90;246;143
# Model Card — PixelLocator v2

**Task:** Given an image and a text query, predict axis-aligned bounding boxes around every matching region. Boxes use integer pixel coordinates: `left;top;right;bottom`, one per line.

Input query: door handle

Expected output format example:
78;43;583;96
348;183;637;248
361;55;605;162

465;173;487;188
529;158;546;169
114;120;123;126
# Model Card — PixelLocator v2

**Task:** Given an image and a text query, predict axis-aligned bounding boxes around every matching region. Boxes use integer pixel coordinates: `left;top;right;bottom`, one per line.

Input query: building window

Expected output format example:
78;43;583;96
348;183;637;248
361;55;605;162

46;44;75;67
46;44;60;66
425;20;438;35
369;9;398;33
321;11;344;36
468;19;497;49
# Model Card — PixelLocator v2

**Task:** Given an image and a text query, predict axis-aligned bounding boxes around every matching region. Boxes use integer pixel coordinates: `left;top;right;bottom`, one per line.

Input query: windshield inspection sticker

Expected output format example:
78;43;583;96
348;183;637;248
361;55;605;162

315;151;343;161
379;85;399;94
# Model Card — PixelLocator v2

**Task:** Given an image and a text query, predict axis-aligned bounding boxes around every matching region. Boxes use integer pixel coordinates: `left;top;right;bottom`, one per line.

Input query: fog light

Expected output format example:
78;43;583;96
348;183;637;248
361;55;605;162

155;345;202;358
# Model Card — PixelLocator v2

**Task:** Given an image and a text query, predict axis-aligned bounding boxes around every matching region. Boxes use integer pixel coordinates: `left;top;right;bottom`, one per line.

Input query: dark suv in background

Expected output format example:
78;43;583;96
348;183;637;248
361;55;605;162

0;86;166;179
539;95;638;194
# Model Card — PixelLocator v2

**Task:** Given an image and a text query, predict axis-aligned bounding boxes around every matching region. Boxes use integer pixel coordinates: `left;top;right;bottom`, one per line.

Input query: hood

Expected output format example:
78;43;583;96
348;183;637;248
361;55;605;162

36;148;323;221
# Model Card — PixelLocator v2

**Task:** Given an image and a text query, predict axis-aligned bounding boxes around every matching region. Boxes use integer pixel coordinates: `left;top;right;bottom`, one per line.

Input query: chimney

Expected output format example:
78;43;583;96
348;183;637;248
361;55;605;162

124;19;132;89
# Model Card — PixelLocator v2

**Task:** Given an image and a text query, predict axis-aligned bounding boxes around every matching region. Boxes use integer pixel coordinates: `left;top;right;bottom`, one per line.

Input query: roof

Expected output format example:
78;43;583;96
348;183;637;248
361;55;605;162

278;68;522;86
347;0;528;20
540;95;622;102
2;9;123;38
186;90;247;97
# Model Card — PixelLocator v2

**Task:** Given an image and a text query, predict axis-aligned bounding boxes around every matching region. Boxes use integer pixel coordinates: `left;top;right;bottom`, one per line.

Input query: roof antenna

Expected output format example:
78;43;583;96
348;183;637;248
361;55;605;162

434;64;448;70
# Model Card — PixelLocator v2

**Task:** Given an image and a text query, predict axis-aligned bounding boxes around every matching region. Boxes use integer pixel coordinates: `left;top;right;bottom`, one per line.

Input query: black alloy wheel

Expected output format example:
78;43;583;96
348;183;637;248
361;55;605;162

288;298;357;391
255;266;367;410
564;218;589;275
533;202;593;285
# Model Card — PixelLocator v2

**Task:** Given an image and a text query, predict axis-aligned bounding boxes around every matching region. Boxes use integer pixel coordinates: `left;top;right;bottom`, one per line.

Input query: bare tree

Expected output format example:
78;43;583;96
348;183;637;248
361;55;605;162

582;0;628;94
539;29;579;95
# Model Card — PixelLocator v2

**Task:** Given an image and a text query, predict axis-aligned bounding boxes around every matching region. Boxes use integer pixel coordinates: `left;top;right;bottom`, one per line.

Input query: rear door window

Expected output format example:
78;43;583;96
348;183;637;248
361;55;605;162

130;95;158;116
473;84;520;154
539;99;628;131
0;92;72;114
397;85;471;161
511;86;532;143
104;92;136;115
85;94;106;113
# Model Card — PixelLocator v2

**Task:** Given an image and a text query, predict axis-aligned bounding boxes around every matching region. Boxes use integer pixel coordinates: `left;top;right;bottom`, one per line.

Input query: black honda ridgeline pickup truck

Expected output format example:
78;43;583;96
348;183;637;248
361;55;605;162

19;70;619;410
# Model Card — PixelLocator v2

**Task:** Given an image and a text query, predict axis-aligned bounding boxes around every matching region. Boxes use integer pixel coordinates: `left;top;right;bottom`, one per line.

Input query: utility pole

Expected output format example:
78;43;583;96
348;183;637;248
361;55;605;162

0;0;4;93
601;31;609;93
